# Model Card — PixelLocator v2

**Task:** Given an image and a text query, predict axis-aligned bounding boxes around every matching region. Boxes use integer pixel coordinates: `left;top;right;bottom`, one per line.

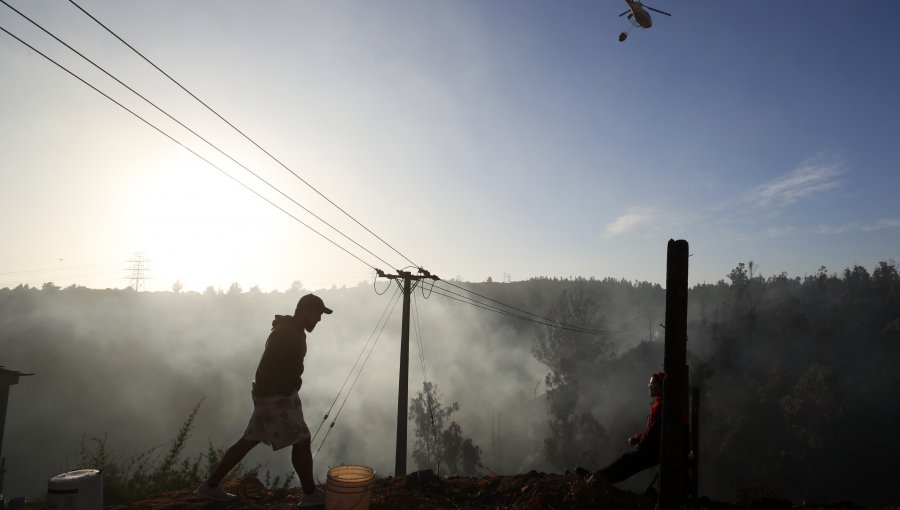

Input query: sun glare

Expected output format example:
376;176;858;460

123;150;284;291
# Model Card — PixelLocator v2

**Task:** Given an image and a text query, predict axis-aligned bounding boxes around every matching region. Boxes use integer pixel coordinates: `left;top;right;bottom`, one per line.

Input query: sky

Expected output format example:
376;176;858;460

1;0;899;292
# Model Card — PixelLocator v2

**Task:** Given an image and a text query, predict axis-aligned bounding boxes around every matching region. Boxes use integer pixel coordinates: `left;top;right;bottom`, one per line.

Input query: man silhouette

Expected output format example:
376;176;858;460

195;293;332;508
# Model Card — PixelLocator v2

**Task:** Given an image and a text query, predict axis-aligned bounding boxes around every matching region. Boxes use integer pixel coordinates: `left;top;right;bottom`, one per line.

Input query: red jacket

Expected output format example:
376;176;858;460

629;397;662;451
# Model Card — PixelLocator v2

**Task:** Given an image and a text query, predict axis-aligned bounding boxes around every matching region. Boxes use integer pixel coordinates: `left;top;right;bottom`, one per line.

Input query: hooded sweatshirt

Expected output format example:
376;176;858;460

630;396;662;452
252;315;307;397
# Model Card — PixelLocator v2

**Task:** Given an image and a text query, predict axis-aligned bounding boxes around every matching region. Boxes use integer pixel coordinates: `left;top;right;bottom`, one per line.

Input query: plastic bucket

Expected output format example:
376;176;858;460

324;465;375;510
46;469;103;510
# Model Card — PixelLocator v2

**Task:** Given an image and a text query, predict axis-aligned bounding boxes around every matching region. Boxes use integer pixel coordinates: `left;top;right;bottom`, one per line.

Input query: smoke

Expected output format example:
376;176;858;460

1;279;656;499
5;264;897;506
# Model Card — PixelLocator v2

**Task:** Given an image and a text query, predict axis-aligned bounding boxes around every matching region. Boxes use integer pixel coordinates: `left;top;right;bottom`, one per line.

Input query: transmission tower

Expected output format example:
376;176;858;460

125;253;150;291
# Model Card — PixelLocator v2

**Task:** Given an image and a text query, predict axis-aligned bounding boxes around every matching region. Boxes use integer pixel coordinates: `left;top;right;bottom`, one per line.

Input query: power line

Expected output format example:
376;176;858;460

412;291;428;385
0;271;125;289
0;262;120;277
432;282;611;334
310;285;400;445
412;291;442;473
67;0;419;270
427;284;614;335
1;0;399;273
438;279;611;334
313;288;402;458
5;4;632;340
0;23;382;272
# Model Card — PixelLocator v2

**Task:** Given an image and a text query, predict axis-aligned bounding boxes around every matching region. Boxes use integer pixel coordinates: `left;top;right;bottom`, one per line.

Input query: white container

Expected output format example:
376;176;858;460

324;465;375;510
46;469;103;510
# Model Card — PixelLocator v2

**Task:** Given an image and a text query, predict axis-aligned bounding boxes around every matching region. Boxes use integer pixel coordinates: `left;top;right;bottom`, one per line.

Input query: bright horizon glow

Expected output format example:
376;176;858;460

1;1;898;292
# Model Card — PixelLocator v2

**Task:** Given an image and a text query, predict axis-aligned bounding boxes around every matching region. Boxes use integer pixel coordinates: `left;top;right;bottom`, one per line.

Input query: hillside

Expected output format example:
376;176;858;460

4;261;900;505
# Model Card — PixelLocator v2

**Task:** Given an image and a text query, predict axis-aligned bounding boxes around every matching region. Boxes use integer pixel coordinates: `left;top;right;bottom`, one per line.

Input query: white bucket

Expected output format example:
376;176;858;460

324;465;375;510
46;469;103;510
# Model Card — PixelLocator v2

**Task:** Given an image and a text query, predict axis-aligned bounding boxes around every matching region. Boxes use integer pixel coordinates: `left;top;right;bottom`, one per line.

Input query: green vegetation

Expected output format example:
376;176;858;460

75;400;291;505
524;260;899;504
532;285;611;470
409;381;482;476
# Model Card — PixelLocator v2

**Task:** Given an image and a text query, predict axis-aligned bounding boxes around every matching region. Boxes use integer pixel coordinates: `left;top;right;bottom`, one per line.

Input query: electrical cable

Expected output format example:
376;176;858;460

0;271;125;289
313;289;402;458
373;272;391;296
432;282;609;334
412;292;442;469
0;23;381;272
412;291;426;384
1;0;399;273
427;284;622;334
0;262;118;277
439;279;610;333
7;0;641;345
68;0;419;270
309;285;400;445
420;275;435;299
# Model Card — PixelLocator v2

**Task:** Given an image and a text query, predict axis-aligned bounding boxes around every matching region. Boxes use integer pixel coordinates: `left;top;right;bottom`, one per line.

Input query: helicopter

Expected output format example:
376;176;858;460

618;0;671;42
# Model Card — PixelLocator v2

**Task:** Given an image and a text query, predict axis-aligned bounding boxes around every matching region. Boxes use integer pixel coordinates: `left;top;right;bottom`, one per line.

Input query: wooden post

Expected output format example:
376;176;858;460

0;384;9;498
691;387;700;503
377;269;438;477
0;384;9;467
0;367;33;499
659;239;689;510
395;275;413;476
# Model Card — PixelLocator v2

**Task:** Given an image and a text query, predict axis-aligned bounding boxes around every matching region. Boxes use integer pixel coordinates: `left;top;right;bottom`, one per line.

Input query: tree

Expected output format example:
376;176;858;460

227;282;243;295
727;263;749;286
248;285;262;295
843;265;870;283
172;280;183;294
532;286;610;469
42;281;60;292
409;381;482;476
780;364;841;450
872;260;899;283
288;280;304;293
203;286;217;295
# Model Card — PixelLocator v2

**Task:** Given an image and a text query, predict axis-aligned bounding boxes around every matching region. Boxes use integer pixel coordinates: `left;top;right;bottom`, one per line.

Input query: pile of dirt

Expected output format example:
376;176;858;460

103;471;651;510
102;472;889;510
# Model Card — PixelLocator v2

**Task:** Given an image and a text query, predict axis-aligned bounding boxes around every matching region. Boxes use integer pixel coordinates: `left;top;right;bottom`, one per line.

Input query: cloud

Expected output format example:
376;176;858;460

814;218;900;235
601;208;658;239
862;218;900;231
764;226;799;238
813;223;858;235
745;163;842;208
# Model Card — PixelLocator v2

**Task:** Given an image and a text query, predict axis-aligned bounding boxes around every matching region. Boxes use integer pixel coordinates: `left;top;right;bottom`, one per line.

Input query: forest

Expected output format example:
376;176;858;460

1;259;898;506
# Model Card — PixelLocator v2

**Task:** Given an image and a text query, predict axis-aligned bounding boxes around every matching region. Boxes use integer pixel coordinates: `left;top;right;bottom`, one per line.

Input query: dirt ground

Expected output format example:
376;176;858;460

101;471;893;510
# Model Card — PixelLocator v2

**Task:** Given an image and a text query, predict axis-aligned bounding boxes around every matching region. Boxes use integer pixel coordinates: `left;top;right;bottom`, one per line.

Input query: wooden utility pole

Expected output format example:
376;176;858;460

377;269;439;476
0;367;33;500
691;387;700;502
659;239;689;510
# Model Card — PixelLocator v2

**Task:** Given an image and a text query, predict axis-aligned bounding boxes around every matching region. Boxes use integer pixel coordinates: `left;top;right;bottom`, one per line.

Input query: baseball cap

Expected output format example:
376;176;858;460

296;293;333;315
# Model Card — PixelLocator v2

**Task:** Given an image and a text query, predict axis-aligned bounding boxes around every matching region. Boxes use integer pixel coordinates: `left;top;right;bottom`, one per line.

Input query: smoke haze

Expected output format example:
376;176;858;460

2;262;898;506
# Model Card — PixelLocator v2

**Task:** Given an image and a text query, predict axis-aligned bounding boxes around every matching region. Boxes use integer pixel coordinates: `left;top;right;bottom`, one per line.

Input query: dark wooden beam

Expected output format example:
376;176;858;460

659;239;689;509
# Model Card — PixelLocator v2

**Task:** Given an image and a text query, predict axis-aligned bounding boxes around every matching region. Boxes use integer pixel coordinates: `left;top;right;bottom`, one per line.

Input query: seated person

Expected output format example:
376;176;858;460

592;371;665;484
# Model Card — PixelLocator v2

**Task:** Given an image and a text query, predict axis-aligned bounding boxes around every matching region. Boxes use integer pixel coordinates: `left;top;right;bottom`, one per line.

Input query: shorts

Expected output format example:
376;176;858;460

242;393;311;451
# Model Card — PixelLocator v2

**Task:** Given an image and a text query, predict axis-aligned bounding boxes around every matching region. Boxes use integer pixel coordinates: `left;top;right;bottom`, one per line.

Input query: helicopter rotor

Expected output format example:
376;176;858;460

645;6;672;16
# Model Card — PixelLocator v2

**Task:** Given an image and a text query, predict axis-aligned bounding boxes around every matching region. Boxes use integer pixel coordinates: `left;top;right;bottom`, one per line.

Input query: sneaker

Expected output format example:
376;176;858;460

574;466;591;479
298;487;326;508
586;472;612;488
194;483;239;502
